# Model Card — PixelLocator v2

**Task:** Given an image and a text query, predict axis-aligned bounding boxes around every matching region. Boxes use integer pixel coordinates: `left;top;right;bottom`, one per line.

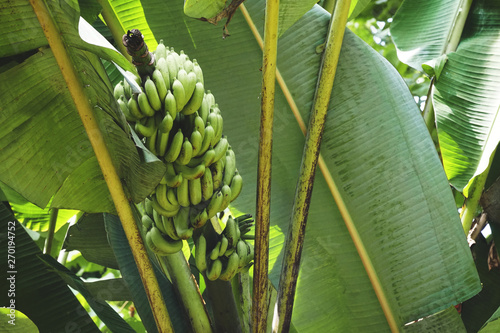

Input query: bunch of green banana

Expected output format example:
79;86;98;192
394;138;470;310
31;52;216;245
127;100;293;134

114;35;244;256
194;214;254;281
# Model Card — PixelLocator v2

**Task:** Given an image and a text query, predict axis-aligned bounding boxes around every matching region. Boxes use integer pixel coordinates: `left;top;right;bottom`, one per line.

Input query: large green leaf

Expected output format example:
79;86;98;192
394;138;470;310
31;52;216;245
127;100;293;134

0;0;165;212
0;203;100;332
103;0;481;330
433;0;500;193
390;0;462;72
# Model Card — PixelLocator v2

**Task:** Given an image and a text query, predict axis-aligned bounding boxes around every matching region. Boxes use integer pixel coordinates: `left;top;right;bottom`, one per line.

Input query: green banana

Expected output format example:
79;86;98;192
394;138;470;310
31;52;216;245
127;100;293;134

156;57;171;91
143;197;154;216
153;208;168;234
161;215;180;240
191;208;208;228
190;129;203;156
117;96;135;122
206;258;222;281
148;226;183;254
178;68;194;106
185;72;198;103
214;113;224;144
166;53;178;87
145;228;171;256
176;138;193;165
209;242;220;260
146;129;158;155
165;162;183;188
218;235;229;257
223;147;236;186
156;184;180;212
167;187;179;206
189;178;202;206
144;76;162;112
192;59;204;85
177;177;190;207
123;78;132;99
195;234;208;272
127;94;145;120
155;40;167;59
173;163;205;180
173;206;193;239
198;123;214;156
170;48;183;69
219;252;239;281
151;195;180;217
212;136;228;163
206;190;223;219
194;113;205;137
246;242;254;264
179;50;189;65
156;130;170;157
205;90;215;108
199;94;210;123
172;78;186;112
164;90;177;119
207;112;219;144
219;184;232;212
152;69;168;101
141;214;154;231
182;81;204;116
159;113;174;133
164;129;184;162
211;157;224;190
237;239;249;269
183;58;194;73
135;116;156;137
114;81;125;100
223;217;238;248
138;91;155;117
201;166;214;201
229;171;243;202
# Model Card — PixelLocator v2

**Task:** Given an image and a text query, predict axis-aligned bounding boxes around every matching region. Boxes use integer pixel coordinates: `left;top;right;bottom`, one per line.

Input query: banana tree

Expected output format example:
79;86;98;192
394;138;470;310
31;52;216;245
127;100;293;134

1;0;499;332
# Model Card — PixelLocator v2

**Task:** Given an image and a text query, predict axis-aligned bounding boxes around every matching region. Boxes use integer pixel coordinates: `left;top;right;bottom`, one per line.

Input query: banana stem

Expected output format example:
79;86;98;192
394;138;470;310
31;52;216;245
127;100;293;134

43;208;59;256
203;273;242;332
96;0;131;62
252;0;280;332
272;1;351;332
322;0;337;14
29;1;173;332
160;252;213;333
232;272;252;333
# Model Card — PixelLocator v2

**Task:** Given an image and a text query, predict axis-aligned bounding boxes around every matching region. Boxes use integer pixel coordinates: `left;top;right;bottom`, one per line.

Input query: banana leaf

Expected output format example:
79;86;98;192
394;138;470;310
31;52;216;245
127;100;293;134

433;0;500;194
63;213;120;269
38;254;136;332
0;202;100;332
390;0;462;72
0;0;165;212
103;0;481;330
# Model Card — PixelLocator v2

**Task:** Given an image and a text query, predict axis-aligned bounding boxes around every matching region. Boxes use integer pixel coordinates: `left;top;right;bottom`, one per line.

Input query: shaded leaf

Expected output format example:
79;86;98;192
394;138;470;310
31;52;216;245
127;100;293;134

64;213;120;269
0;203;100;332
390;0;462;71
39;254;135;333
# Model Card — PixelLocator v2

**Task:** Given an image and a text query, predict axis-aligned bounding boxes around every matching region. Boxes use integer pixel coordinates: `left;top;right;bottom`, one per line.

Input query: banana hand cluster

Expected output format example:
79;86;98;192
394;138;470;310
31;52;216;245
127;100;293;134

194;214;254;281
114;39;243;256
